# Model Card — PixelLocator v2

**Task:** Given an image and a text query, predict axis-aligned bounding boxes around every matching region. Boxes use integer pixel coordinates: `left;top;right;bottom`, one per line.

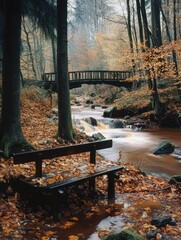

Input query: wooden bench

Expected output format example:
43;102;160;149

12;139;122;218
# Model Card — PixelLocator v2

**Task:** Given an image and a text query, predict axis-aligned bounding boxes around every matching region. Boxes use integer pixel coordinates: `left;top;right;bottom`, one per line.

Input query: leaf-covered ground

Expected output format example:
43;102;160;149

0;88;181;239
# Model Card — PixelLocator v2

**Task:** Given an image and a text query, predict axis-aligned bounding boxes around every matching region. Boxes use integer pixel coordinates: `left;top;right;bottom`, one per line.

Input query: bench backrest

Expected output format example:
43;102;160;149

13;139;113;177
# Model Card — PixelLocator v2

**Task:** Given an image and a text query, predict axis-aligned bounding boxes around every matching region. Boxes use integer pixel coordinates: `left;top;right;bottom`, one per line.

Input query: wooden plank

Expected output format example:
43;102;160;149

40;166;121;190
13;139;112;164
18;166;121;190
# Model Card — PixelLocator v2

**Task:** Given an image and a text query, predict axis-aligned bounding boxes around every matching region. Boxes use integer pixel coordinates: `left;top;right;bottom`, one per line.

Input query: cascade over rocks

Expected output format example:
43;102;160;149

153;140;175;154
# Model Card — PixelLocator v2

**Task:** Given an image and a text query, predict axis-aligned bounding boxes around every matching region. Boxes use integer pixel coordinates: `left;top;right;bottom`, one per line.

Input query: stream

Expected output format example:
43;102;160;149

72;105;181;179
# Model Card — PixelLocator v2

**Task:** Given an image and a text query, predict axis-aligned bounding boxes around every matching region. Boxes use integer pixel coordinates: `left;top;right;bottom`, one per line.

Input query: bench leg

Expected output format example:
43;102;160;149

108;173;115;200
52;190;64;220
89;178;96;192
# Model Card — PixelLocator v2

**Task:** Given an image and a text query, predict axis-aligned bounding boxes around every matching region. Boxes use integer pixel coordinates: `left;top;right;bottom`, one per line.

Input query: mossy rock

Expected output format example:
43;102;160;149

169;175;181;186
104;230;146;240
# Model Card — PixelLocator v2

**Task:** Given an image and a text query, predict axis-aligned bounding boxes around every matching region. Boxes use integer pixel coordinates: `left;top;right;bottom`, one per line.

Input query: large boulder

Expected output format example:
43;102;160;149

104;230;146;240
153;140;175;155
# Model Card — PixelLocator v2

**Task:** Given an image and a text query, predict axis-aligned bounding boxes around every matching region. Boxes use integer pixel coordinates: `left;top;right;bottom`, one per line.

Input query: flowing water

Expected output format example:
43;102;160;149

72;106;181;178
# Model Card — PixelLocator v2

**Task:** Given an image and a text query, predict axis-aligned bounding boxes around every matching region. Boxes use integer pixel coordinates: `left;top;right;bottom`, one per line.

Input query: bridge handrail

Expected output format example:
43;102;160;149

42;70;133;82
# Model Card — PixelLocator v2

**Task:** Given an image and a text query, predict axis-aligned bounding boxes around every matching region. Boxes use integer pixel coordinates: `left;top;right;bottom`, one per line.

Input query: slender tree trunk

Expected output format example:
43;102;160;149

160;4;178;75
173;0;177;41
132;1;138;53
51;37;57;73
150;0;163;118
140;0;152;89
140;0;150;48
56;0;74;141
127;0;134;53
136;0;144;50
151;0;162;47
22;18;38;80
126;0;135;73
0;0;31;157
172;0;179;75
51;0;57;73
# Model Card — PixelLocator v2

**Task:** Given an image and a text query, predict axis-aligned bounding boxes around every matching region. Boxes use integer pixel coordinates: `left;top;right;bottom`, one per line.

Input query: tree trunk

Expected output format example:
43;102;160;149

126;0;135;73
173;0;177;41
140;0;152;89
132;1;138;53
56;0;74;141
0;0;31;157
160;3;178;75
22;17;38;80
150;0;163;119
140;0;150;48
136;0;144;50
51;37;57;73
151;0;162;47
51;0;57;73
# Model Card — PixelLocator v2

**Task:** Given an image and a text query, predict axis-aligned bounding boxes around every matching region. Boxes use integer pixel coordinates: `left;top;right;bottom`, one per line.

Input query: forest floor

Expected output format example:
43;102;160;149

0;87;181;240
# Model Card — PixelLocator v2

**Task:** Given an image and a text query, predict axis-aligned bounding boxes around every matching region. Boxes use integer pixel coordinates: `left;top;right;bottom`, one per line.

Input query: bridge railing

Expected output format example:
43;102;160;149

42;70;133;82
69;70;133;81
42;72;56;82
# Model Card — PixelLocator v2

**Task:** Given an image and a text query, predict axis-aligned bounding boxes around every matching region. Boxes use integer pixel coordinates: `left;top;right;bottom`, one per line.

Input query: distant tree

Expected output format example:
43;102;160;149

140;0;151;48
51;0;57;73
160;2;178;75
151;0;162;47
126;0;135;72
22;17;38;80
136;0;144;50
149;0;164;117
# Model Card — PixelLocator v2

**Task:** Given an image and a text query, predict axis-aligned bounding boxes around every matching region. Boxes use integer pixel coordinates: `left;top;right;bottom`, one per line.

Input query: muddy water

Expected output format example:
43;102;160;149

72;106;181;178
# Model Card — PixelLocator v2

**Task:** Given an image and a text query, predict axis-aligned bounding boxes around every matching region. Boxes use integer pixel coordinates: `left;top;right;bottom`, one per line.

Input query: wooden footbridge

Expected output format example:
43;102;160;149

42;70;134;90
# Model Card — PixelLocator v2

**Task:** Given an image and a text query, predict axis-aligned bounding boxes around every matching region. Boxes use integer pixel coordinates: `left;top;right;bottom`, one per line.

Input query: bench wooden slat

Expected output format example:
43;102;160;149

13;139;112;164
29;165;121;190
